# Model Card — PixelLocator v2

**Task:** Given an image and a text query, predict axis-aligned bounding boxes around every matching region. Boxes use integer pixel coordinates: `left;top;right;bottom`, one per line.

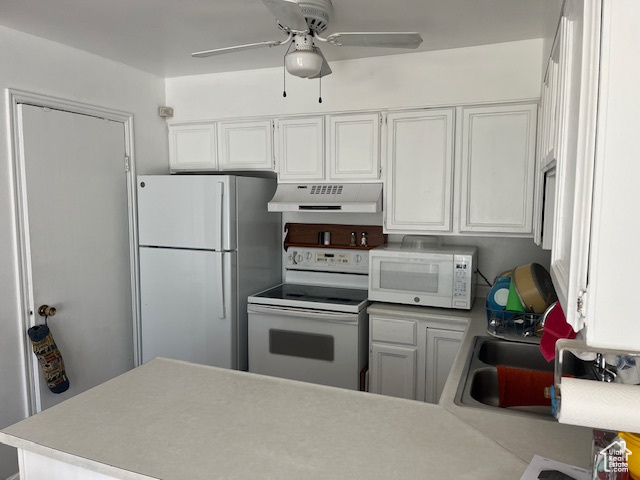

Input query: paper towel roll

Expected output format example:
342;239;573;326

558;378;640;432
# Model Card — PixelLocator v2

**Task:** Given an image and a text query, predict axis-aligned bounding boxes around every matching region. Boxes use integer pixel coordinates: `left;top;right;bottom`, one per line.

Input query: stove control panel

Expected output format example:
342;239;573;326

286;247;369;274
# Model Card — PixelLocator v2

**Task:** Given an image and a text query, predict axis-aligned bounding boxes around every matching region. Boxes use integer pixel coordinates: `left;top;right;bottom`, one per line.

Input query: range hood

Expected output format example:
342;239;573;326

268;183;382;213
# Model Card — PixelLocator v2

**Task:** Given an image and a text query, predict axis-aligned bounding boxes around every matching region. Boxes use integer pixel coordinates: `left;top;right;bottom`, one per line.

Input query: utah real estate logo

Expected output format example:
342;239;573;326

599;439;632;475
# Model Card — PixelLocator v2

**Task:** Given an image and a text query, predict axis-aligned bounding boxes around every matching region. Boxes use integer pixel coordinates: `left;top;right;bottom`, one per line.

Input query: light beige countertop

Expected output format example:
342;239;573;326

0;300;593;479
2;358;528;480
438;306;593;469
367;301;593;469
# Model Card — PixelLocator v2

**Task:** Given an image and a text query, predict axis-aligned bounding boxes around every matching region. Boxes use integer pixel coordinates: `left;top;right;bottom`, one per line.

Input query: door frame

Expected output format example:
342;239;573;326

7;89;141;415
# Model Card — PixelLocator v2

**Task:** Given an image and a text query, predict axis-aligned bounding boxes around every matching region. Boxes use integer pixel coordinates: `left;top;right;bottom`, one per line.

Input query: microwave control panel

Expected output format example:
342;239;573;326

453;255;474;307
286;247;369;274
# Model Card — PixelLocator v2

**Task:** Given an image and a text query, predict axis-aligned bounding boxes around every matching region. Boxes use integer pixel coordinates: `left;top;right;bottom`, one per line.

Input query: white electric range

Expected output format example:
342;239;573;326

247;247;369;390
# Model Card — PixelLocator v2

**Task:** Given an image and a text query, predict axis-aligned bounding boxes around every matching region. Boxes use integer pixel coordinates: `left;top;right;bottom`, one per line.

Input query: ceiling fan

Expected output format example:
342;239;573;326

192;0;423;80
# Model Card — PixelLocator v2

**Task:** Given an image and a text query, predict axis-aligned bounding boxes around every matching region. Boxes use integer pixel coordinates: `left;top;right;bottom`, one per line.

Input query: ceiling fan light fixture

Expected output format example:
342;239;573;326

285;49;323;78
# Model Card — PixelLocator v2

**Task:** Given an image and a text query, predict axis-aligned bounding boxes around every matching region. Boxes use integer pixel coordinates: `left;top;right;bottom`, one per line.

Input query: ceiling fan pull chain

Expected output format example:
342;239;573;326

282;58;287;97
283;68;287;97
283;41;294;98
318;74;322;103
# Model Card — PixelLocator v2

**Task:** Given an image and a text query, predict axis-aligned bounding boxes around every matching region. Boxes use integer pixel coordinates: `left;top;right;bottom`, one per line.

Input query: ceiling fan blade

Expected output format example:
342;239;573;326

326;32;423;49
309;48;332;79
262;0;309;33
192;41;283;58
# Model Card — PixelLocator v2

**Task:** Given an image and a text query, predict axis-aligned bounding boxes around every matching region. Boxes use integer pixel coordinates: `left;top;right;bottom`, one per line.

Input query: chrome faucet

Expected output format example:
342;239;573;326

595;353;617;382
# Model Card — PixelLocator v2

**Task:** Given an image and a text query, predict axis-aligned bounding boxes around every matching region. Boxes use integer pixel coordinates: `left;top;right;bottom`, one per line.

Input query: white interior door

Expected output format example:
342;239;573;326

17;104;134;412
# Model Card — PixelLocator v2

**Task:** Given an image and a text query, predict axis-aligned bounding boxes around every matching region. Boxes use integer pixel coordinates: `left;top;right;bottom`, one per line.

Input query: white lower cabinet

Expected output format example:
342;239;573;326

368;304;465;403
370;344;417;400
425;328;464;403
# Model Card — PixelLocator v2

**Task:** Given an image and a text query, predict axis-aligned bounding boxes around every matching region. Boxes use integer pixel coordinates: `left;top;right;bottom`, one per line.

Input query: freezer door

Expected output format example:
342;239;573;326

140;247;236;368
137;175;235;250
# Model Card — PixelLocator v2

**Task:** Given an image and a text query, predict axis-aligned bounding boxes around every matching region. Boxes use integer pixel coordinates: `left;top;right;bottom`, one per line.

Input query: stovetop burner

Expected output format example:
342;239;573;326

249;283;369;313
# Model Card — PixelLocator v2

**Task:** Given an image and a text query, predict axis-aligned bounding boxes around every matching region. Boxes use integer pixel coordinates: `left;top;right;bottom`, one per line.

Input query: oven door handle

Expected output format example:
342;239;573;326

247;304;359;324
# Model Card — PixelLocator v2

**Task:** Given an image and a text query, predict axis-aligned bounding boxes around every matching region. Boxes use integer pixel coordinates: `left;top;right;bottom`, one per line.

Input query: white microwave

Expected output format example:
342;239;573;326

368;244;478;310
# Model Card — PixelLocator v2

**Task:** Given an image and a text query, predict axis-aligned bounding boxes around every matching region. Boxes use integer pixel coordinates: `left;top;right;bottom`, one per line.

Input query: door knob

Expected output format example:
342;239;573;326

37;305;57;317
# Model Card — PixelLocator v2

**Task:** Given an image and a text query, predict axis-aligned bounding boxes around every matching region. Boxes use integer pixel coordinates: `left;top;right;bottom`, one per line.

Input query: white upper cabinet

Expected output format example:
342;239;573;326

277;113;381;182
276;116;325;182
327;113;380;181
168;123;217;172
458;104;537;234
544;0;640;350
539;0;640;350
585;0;640;349
217;120;274;171
385;109;455;232
547;2;595;333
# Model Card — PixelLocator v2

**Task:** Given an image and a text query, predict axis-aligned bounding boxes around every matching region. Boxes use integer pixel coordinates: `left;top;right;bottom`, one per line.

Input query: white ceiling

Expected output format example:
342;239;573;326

0;0;558;78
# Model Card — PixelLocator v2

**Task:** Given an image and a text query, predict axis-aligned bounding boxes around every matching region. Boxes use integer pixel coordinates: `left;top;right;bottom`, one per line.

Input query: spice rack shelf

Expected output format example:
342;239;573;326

283;223;386;251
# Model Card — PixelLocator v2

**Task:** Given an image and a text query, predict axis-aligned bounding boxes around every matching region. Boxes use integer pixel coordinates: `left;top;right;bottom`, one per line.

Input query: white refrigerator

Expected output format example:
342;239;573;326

137;175;281;370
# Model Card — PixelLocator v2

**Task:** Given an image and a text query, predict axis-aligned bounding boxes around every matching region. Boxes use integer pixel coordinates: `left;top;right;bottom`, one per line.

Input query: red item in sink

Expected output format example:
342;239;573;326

497;365;554;408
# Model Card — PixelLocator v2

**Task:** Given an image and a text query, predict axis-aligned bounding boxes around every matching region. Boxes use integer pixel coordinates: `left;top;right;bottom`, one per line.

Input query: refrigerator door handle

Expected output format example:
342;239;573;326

214;181;224;251
215;253;226;319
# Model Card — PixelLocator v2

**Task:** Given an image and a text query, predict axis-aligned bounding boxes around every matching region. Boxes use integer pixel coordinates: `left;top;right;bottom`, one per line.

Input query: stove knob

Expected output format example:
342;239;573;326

306;252;312;260
355;254;363;263
295;254;303;264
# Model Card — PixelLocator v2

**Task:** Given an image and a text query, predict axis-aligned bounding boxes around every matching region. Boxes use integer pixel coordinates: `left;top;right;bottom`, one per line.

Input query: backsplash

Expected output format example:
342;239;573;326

281;212;551;297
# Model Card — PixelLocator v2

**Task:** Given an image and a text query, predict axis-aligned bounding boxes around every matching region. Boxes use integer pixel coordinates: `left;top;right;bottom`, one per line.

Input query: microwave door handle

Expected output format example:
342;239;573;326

247;304;357;324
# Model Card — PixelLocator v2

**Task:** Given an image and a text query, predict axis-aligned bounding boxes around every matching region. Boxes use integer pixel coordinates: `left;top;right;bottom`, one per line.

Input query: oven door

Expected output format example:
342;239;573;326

247;304;365;390
369;252;454;308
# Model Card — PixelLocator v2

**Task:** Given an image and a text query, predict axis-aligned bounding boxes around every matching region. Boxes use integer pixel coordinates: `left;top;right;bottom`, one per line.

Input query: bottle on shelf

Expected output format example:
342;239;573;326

360;232;368;247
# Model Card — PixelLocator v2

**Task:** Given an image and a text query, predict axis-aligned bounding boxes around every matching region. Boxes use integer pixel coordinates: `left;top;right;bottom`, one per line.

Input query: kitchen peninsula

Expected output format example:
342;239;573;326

1;344;591;480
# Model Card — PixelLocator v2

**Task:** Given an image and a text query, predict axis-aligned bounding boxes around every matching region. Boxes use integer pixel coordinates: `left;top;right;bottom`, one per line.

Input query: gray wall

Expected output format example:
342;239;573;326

0;25;169;478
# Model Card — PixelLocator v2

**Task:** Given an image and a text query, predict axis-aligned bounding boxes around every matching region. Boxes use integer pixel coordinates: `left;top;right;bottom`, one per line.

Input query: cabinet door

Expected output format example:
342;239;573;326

385;109;455;232
459;104;537;234
534;46;561;246
424;328;463;404
277;116;324;181
218;120;273;171
168;123;217;172
369;343;417;400
328;113;380;181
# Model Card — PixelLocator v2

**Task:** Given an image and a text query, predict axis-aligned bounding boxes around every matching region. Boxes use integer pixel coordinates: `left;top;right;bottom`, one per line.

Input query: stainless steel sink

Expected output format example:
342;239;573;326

478;339;588;376
455;336;591;419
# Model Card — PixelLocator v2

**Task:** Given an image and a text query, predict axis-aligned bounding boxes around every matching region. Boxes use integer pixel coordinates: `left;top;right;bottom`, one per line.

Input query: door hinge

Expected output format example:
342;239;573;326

124;155;130;172
577;290;587;318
